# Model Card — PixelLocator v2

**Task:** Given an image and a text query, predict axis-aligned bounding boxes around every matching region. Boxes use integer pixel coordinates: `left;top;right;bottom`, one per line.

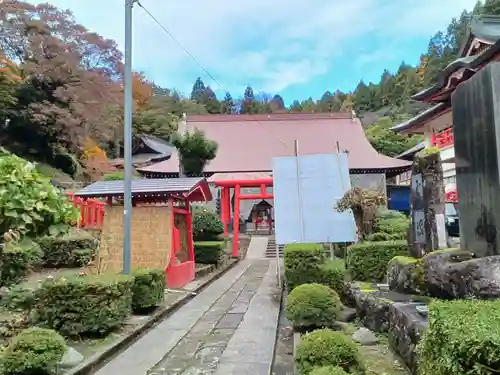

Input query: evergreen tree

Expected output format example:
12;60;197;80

221;92;235;114
270;94;285;111
240;85;257;114
353;80;373;112
483;0;500;15
301;98;316;112
202;86;221;114
289;100;302;112
190;77;206;103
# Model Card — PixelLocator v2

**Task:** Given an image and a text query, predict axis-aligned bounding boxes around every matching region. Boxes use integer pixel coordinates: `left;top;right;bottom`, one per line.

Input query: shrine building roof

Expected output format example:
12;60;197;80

137;113;411;177
74;177;212;202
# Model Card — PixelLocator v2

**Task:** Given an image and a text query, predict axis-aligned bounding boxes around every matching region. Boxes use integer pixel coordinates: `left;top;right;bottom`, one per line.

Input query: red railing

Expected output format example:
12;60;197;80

431;127;454;148
66;193;106;229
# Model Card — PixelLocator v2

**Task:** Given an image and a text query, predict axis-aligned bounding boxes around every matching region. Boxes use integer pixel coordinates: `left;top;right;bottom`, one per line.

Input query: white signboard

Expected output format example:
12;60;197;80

272;153;357;245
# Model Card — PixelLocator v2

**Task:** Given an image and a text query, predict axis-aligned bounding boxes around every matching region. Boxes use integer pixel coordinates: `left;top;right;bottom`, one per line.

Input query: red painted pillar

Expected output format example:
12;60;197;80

187;208;194;262
221;187;228;237
232;184;240;257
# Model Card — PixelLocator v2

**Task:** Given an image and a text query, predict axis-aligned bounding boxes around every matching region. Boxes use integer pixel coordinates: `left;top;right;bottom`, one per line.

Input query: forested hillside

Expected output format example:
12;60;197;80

0;0;498;181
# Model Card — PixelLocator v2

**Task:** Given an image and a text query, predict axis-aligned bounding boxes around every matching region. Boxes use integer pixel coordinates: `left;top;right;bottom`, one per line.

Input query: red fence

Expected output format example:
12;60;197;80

66;193;106;229
431;127;454;148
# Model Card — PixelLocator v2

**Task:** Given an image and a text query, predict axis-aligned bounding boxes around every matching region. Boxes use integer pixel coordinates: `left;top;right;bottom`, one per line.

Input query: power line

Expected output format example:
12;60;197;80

135;1;290;150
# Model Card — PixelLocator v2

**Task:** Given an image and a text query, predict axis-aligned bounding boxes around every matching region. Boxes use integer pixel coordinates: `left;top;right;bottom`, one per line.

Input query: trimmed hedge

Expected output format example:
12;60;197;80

365;231;406;241
284;243;325;290
286;283;341;330
1;239;43;287
1;327;67;375
418;299;500;375
32;274;133;337
194;241;225;264
132;269;166;312
296;328;365;375
374;216;409;235
38;229;97;268
318;260;346;297
346;240;408;282
310;366;350;375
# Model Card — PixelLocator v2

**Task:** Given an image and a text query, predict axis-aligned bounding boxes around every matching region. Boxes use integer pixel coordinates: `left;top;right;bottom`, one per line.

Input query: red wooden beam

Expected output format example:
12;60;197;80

214;178;273;187
239;194;274;200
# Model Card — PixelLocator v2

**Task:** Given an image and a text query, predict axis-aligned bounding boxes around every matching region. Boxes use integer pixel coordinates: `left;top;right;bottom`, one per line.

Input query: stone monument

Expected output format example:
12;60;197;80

453;62;500;257
408;149;447;258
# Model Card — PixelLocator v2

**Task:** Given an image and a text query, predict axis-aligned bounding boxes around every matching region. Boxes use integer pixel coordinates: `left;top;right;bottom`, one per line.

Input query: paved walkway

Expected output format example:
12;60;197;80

246;236;269;259
94;257;279;375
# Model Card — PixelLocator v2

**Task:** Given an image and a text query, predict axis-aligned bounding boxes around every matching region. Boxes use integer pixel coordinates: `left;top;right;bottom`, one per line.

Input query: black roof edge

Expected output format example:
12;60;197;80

390;103;450;133
413;37;500;102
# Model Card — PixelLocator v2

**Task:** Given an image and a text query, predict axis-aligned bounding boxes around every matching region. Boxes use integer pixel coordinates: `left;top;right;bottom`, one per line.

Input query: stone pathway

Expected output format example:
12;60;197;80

245;236;269;259
94;258;279;375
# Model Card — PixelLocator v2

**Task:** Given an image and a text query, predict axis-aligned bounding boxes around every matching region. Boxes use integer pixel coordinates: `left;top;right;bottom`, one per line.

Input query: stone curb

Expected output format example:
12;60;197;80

66;259;240;375
268;280;286;375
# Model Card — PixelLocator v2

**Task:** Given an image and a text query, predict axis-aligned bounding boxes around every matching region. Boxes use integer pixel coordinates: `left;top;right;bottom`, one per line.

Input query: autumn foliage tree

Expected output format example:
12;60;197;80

132;72;153;110
0;0;123;175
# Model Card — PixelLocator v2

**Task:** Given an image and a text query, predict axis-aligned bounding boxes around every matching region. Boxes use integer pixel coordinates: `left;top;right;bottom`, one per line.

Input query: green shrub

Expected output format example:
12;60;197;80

1;239;43;287
346;240;408;282
284;243;325;290
310;366;350;375
375;208;406;219
418;299;500;375
374;216;409;235
192;206;223;241
1;327;67;375
38;229;97;268
132;269;165;312
286;283;341;329
296;328;365;375
2;285;36;312
365;231;406;241
0;153;79;238
32;273;133;337
318;260;346;296
194;241;225;264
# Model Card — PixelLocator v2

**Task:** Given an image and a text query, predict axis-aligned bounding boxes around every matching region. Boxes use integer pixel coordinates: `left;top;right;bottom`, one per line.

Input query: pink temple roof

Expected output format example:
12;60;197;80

137;113;411;174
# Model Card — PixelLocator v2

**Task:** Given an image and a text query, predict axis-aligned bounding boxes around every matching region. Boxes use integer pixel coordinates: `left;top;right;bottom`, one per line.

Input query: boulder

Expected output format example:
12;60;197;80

388;249;500;299
352;327;378;345
338;307;357;323
422;249;500;299
351;289;391;333
59;346;84;368
387;257;421;295
389;303;428;375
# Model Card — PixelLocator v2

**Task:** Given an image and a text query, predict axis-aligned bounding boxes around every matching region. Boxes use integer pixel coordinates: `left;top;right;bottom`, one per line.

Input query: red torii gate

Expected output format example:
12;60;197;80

214;178;273;257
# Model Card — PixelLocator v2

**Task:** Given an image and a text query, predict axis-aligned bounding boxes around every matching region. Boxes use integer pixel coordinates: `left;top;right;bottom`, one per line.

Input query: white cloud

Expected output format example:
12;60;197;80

27;0;479;94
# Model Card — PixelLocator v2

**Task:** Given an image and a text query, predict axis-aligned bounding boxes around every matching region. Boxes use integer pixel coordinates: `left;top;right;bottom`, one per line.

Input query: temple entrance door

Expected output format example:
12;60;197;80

249;200;273;234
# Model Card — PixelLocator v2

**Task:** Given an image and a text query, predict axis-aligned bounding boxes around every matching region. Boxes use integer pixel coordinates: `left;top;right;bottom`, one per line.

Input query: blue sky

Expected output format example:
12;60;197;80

29;0;479;104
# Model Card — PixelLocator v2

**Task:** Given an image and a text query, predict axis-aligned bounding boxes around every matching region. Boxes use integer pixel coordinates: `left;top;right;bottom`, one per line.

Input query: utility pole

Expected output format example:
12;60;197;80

123;0;136;274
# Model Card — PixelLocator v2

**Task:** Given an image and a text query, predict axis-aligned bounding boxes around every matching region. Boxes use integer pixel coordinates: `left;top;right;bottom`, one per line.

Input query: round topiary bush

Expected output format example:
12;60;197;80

285;283;341;330
296;328;365;375
310;365;350;375
2;327;67;375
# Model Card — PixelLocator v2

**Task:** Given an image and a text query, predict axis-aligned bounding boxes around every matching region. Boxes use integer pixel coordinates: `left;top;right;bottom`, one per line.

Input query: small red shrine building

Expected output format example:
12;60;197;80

137;112;411;256
74;177;212;288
